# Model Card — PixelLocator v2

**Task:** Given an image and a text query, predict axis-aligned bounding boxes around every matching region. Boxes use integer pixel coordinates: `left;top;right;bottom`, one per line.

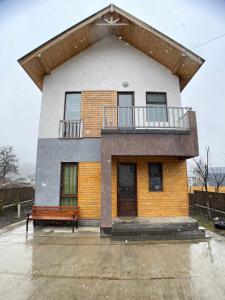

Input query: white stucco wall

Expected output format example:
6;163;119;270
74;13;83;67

39;35;181;138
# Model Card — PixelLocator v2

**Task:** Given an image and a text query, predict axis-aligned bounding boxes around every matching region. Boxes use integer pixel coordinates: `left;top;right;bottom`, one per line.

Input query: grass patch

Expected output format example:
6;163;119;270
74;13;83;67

192;213;225;237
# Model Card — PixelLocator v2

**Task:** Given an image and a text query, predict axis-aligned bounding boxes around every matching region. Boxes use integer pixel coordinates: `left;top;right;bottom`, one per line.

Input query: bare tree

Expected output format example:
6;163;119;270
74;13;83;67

210;167;225;217
193;146;211;219
0;146;19;183
210;167;225;193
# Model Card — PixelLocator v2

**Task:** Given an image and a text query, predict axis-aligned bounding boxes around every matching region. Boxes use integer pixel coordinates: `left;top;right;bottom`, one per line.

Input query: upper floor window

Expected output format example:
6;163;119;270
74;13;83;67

64;92;81;120
146;92;167;122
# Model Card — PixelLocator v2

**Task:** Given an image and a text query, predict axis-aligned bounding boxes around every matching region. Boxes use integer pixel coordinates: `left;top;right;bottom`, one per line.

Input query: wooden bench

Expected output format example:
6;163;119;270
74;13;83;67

26;206;80;233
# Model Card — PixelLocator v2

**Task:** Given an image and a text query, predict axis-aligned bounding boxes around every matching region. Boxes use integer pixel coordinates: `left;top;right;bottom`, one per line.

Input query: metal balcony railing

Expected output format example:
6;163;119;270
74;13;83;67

102;106;191;130
59;120;82;138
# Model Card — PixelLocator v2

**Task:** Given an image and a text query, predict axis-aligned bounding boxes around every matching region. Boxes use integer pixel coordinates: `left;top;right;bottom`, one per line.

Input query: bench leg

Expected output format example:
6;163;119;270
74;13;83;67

26;219;29;232
72;223;75;233
76;219;78;229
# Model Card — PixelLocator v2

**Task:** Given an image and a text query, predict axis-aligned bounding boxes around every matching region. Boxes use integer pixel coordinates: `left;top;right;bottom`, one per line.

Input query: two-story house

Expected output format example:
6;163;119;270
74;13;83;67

19;5;205;239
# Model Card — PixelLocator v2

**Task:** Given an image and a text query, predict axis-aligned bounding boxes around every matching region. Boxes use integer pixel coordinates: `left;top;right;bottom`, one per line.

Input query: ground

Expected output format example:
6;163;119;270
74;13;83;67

0;209;22;228
191;213;225;237
0;205;31;228
0;223;225;300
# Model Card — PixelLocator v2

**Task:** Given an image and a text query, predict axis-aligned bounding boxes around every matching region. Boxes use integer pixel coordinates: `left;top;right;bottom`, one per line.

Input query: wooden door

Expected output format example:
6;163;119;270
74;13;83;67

117;163;137;217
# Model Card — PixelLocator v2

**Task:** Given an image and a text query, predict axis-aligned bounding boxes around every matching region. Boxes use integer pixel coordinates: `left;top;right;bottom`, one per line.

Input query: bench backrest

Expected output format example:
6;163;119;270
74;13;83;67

32;206;80;218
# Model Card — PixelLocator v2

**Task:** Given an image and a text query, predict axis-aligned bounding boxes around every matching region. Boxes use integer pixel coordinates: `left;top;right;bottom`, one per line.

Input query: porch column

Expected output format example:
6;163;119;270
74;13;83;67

100;153;112;237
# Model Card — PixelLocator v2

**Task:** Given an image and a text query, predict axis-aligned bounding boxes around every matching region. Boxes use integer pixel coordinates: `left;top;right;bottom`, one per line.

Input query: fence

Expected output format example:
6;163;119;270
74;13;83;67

189;190;225;212
0;186;34;206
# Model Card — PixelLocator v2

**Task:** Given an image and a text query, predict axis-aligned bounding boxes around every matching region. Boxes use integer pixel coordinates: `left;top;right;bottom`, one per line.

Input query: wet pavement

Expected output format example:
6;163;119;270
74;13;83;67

0;222;225;299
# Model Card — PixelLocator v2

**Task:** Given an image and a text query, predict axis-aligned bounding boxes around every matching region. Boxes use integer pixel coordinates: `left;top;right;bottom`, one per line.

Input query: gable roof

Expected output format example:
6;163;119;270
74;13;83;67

18;4;204;91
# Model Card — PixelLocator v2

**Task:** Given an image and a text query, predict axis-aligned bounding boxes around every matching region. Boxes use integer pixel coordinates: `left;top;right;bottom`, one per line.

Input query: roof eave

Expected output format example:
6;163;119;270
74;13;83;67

18;3;205;92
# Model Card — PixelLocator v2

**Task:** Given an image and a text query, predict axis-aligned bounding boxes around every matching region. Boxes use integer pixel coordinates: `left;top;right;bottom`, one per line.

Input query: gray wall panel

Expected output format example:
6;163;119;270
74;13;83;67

35;138;101;205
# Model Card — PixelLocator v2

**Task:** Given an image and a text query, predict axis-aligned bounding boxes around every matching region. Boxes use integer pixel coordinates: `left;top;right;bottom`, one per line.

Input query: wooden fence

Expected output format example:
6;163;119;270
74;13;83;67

189;190;225;212
0;187;34;206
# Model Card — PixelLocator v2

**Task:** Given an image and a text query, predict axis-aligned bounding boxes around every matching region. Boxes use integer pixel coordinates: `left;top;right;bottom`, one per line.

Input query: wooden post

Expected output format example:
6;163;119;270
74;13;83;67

17;203;21;219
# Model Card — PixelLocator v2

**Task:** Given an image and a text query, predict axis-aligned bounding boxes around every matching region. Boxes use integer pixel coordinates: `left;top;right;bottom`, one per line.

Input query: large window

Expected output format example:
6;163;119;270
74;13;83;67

146;92;167;122
60;163;78;206
149;163;163;191
64;92;81;120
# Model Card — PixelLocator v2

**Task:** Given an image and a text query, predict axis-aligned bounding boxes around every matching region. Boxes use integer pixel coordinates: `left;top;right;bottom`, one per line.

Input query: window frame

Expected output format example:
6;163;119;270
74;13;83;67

117;91;135;106
148;162;163;192
60;162;78;206
64;91;81;120
146;92;168;122
117;92;135;128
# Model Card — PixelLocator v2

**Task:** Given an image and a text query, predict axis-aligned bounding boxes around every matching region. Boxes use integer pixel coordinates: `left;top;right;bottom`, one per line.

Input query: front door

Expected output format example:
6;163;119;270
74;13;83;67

117;163;137;217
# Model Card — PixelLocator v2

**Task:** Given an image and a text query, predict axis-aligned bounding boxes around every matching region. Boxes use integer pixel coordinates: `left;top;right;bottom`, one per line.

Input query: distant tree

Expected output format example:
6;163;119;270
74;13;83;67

210;167;225;193
210;167;225;217
0;146;19;183
193;146;211;219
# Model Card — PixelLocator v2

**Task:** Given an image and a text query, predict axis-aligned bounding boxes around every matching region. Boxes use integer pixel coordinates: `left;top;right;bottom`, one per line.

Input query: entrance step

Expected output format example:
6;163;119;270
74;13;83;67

111;217;206;240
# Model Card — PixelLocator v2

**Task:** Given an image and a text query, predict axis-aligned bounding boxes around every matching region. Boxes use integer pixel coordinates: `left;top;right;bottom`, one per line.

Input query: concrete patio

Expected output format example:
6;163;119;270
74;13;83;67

0;222;225;299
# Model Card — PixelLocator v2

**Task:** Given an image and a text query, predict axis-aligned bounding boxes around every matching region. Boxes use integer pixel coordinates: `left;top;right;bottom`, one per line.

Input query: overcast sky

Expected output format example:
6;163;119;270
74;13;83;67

1;0;225;170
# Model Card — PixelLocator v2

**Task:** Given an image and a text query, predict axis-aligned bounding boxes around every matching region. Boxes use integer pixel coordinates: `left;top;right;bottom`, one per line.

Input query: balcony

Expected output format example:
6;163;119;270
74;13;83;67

57;107;198;158
101;107;198;158
59;120;82;138
102;106;191;133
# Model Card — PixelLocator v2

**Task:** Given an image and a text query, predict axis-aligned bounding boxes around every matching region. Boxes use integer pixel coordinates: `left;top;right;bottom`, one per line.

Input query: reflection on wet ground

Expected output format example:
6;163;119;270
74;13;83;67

0;222;224;299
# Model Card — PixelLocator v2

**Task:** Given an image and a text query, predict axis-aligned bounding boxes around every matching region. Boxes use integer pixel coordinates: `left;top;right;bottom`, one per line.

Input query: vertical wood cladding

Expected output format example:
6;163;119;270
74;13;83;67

111;157;189;217
78;157;188;219
82;91;117;137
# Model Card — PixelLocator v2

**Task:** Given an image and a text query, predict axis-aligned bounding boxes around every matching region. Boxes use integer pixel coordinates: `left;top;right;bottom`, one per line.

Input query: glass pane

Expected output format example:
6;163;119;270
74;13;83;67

146;93;166;104
119;165;135;187
150;177;162;191
118;94;133;127
149;163;162;191
61;163;77;206
61;197;77;206
118;94;133;107
150;163;162;176
118;164;136;201
63;164;77;194
146;105;168;122
65;93;81;120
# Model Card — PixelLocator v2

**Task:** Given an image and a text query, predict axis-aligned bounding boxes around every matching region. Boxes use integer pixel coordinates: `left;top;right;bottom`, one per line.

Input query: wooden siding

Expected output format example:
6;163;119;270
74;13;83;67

82;91;117;137
77;157;188;219
112;157;189;217
78;162;101;219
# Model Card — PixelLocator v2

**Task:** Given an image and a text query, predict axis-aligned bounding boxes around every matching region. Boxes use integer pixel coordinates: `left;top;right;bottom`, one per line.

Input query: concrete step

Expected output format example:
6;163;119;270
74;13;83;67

113;219;199;230
111;217;206;240
112;223;199;231
111;229;206;241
